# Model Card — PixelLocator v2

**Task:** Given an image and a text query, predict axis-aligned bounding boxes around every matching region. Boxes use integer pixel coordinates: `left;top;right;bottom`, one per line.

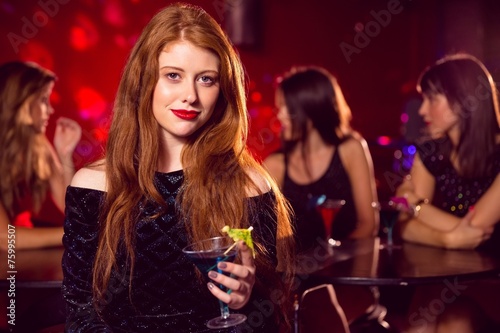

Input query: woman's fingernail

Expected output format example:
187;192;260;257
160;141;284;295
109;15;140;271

218;262;227;269
208;271;218;279
207;282;214;289
469;205;475;212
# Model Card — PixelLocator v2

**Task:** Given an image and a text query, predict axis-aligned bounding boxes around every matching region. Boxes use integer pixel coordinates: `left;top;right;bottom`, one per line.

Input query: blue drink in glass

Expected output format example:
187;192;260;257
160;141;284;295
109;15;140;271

183;237;247;329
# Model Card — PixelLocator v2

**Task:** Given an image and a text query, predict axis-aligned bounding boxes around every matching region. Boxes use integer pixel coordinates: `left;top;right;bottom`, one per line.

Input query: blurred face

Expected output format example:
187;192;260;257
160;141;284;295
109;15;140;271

152;40;220;145
418;93;459;139
275;89;293;140
30;81;54;133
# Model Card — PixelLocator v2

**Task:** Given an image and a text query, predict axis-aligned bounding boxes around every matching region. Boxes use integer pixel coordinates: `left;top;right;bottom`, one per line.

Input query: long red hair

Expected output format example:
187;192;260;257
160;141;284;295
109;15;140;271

93;2;295;328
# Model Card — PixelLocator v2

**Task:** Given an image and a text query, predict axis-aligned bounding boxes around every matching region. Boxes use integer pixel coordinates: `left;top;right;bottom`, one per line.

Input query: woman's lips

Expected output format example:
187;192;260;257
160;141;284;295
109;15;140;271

171;109;200;120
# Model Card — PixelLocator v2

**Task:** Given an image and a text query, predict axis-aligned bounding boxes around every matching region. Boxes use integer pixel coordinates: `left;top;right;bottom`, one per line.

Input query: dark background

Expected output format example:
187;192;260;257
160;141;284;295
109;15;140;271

1;0;500;197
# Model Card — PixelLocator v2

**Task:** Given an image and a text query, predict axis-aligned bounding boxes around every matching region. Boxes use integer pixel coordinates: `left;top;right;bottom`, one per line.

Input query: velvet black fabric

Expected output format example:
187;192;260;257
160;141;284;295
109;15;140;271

62;170;282;333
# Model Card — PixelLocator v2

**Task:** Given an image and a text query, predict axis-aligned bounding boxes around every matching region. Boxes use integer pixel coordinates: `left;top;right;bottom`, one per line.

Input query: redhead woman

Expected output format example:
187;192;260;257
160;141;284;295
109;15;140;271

62;3;295;332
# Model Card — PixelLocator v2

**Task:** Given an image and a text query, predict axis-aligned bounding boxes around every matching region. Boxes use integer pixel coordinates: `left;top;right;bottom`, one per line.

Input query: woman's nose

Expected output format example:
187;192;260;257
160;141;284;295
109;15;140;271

277;108;287;121
418;101;427;117
183;83;198;104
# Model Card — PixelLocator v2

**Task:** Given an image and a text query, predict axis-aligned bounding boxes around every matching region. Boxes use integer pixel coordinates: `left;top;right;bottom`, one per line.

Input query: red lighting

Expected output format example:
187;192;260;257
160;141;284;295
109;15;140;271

377;136;391;146
70;15;99;51
259;105;273;117
75;87;107;121
19;41;54;70
93;125;108;142
103;0;126;27
50;90;61;105
250;91;262;103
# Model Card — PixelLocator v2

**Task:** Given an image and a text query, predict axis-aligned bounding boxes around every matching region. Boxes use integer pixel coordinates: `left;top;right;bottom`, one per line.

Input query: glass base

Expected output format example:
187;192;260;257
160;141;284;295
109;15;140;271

327;238;341;247
379;243;402;250
207;313;247;329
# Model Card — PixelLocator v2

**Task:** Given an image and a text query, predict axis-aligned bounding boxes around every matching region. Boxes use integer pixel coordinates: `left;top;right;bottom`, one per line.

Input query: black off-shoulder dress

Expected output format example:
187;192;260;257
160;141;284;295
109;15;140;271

62;170;282;333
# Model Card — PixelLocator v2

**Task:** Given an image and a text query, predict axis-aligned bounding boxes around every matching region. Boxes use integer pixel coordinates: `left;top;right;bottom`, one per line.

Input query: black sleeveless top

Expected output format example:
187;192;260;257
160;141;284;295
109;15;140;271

62;170;282;332
282;143;357;252
417;139;500;253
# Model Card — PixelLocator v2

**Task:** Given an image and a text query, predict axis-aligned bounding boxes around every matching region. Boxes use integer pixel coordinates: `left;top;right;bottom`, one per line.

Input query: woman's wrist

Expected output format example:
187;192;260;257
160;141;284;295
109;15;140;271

410;198;429;218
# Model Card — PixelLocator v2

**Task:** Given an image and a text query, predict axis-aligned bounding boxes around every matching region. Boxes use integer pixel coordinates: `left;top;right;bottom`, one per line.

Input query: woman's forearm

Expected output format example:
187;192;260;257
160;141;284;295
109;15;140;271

400;219;446;248
7;226;64;250
58;154;76;189
410;203;461;232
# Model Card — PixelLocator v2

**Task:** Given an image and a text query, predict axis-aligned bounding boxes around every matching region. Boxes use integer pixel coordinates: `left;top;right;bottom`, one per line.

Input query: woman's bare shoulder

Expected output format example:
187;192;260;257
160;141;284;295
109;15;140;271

262;153;285;186
70;159;106;191
263;153;285;170
245;167;272;197
338;134;373;170
338;134;369;157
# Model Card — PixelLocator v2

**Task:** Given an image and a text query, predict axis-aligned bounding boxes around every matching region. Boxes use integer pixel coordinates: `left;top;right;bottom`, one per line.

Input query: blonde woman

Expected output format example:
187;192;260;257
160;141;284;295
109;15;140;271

0;61;81;250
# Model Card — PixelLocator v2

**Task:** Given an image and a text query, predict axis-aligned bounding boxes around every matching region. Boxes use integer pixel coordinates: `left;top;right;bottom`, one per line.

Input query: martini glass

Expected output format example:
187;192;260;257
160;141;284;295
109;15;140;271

182;236;247;329
375;200;404;249
315;195;345;248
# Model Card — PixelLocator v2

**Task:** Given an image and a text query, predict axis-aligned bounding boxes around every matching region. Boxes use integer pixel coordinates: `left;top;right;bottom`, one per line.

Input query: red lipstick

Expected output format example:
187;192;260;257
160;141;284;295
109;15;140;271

171;109;200;120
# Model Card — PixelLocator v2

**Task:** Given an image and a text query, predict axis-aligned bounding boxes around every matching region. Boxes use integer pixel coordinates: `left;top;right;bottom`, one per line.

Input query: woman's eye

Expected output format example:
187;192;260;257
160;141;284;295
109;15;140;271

424;94;436;103
199;75;216;85
166;73;180;80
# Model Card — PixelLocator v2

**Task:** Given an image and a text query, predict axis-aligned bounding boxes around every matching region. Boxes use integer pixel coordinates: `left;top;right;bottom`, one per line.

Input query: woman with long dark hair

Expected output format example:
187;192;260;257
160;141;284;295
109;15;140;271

264;66;379;252
397;53;500;333
398;53;500;250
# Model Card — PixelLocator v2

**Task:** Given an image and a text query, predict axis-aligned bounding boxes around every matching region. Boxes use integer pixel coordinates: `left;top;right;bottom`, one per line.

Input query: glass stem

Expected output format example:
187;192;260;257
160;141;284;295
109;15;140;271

219;299;230;319
387;227;393;247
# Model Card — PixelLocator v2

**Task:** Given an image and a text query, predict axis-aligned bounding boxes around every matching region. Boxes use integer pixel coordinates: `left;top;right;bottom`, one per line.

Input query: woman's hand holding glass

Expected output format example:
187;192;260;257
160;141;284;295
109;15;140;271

207;240;256;310
183;237;254;328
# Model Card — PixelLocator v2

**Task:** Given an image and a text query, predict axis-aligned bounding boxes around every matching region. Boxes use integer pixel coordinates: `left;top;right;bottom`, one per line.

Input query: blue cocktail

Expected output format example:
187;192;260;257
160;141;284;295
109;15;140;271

376;200;404;249
182;237;247;329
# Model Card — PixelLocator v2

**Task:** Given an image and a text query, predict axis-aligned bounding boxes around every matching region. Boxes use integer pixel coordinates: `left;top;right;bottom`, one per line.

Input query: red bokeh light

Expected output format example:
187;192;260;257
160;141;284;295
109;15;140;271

70;14;99;51
377;136;392;146
75;87;107;121
19;41;54;70
250;91;262;103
